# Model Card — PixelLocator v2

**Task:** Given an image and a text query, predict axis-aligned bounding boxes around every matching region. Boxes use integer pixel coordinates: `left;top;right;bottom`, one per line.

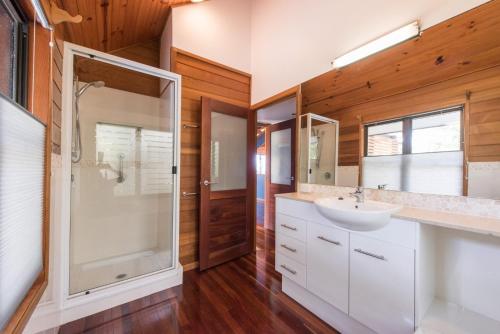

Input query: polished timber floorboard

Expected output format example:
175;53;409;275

59;227;339;334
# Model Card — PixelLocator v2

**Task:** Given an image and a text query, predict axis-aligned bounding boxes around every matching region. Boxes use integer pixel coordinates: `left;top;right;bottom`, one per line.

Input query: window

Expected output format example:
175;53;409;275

365;108;462;156
363;107;464;196
366;121;403;156
96;123;174;196
0;0;28;106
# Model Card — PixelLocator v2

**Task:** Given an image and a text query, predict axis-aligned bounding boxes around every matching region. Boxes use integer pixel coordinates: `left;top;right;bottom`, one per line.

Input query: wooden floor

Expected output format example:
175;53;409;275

59;227;339;334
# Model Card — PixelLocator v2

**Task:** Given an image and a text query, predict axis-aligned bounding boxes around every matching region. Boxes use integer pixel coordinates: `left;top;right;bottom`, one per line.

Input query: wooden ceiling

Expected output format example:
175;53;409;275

57;0;193;52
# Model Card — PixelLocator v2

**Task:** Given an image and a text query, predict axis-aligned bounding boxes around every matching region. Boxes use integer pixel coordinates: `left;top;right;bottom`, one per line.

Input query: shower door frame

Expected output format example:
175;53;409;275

59;42;182;311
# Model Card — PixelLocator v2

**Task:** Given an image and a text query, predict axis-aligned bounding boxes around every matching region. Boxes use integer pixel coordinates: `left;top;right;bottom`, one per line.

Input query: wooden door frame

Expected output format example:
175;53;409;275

251;85;302;232
199;97;256;269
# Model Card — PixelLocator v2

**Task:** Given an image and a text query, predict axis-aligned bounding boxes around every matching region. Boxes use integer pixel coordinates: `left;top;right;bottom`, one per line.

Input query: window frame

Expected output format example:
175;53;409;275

0;0;29;107
364;106;464;157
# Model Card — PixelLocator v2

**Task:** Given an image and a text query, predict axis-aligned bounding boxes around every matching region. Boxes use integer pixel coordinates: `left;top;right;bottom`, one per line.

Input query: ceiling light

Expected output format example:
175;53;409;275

191;0;205;3
332;21;420;69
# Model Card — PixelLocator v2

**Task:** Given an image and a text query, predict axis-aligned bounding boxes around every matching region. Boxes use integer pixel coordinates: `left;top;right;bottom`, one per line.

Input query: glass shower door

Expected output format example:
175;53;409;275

69;56;177;295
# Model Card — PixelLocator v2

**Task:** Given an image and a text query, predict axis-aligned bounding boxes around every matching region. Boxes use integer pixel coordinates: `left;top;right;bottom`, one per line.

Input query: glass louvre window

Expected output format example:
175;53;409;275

363;107;463;195
366;121;403;156
95;123;174;196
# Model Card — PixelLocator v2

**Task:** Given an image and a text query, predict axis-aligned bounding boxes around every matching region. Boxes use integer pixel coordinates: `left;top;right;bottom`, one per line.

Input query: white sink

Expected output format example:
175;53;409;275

314;197;402;231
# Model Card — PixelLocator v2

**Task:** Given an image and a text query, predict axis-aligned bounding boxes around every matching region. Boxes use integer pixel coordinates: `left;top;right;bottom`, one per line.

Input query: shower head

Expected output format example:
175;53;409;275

76;81;105;97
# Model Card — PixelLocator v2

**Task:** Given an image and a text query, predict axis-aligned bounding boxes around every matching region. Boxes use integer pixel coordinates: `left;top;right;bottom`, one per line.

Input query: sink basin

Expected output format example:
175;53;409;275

314;197;402;231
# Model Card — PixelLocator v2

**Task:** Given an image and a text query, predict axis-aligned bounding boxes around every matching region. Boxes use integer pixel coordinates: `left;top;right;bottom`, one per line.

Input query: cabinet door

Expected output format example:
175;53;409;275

307;222;349;313
350;234;415;334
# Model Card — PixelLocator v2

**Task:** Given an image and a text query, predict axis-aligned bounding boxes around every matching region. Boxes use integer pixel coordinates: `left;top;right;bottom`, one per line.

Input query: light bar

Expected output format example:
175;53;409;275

333;21;420;68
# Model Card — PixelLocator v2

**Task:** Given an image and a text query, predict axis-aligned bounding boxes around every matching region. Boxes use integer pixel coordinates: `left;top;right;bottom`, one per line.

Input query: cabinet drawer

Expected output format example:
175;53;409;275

307;222;349;313
350;234;415;334
276;234;306;264
276;253;306;288
276;214;306;242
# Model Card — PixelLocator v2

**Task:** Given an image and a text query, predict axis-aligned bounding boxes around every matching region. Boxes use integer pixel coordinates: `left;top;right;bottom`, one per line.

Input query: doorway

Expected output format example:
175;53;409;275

256;96;298;231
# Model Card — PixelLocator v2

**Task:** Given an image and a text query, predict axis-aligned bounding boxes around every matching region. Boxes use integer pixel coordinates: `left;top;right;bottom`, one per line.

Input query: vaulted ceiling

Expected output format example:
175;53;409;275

57;0;193;52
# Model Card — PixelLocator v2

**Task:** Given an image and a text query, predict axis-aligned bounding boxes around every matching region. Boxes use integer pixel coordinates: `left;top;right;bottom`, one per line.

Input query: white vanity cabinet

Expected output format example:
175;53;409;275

349;234;415;334
276;197;417;334
307;222;349;313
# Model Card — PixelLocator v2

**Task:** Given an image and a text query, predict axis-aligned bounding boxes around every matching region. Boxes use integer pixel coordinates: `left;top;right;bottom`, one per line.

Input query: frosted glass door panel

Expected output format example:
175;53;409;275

271;128;292;185
210;112;247;191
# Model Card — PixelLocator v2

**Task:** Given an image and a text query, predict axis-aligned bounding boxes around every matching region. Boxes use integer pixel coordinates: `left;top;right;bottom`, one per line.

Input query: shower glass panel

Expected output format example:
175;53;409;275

69;56;176;294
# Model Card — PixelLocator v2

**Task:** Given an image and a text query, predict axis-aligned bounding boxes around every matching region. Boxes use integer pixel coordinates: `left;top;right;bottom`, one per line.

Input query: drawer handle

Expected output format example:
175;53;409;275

317;236;341;246
280;244;297;252
280;264;297;275
281;224;297;231
354;248;386;261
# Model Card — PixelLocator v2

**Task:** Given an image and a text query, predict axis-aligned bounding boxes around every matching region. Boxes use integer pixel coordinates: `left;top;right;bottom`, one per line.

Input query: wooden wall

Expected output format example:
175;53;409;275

75;39;161;97
301;0;500;166
171;48;251;270
52;26;64;154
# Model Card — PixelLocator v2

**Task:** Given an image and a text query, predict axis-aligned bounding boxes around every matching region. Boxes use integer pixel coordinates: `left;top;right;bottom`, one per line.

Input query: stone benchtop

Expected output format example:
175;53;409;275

276;192;500;238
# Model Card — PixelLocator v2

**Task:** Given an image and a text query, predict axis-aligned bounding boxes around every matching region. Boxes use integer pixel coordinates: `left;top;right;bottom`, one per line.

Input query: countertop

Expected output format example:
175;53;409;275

276;192;500;238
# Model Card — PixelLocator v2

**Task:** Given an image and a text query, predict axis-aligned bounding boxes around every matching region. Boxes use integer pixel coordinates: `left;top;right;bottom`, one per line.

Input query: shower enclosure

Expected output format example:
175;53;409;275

299;113;339;185
60;43;181;312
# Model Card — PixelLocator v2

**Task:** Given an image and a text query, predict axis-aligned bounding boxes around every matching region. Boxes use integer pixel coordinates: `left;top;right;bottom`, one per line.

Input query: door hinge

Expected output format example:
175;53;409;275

172;166;177;174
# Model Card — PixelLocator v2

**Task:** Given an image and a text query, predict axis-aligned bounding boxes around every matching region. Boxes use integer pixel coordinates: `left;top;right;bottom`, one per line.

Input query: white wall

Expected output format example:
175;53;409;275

72;86;173;265
171;0;251;73
250;0;491;103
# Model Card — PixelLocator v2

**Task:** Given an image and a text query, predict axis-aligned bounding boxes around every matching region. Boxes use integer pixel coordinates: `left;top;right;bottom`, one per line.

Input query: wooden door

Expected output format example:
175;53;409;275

199;97;256;271
265;119;296;230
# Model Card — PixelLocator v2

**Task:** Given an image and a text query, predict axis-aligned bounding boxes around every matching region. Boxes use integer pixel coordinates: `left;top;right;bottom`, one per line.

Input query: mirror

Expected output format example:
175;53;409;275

299;113;339;185
359;106;500;200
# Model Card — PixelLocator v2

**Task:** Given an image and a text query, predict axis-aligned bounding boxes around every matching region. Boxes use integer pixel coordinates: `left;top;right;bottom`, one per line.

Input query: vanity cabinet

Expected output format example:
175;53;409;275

307;222;349;313
349;234;415;334
276;197;416;334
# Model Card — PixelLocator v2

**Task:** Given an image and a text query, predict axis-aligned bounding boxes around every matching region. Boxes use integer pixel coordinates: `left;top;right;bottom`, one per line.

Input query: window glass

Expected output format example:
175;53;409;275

0;2;16;98
412;111;461;153
366;121;403;156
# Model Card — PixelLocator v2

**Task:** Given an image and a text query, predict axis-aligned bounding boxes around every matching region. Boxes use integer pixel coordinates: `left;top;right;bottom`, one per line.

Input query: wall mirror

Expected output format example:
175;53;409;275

360;105;500;200
299;113;339;185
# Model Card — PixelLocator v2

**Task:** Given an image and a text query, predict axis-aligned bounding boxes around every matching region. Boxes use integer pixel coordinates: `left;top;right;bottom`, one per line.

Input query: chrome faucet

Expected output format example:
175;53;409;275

349;186;364;203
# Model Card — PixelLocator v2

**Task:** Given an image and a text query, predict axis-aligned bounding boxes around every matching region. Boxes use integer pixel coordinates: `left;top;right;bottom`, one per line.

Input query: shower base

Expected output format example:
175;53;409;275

70;249;173;295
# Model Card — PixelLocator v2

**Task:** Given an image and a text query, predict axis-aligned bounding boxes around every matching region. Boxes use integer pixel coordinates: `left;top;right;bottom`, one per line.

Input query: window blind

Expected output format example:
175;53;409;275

0;94;46;330
363;151;463;196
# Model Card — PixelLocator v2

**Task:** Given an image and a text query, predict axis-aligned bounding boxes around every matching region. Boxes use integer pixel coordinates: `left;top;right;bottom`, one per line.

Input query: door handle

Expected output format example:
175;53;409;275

289;176;295;181
201;180;218;186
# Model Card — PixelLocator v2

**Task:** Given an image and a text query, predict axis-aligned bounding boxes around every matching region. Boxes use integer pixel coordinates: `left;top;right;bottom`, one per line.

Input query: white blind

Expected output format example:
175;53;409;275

363;151;463;196
0;95;46;330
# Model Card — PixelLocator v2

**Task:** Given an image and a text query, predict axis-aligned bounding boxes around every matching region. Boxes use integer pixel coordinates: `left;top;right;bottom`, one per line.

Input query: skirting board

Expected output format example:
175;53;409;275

282;277;375;334
24;265;183;334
